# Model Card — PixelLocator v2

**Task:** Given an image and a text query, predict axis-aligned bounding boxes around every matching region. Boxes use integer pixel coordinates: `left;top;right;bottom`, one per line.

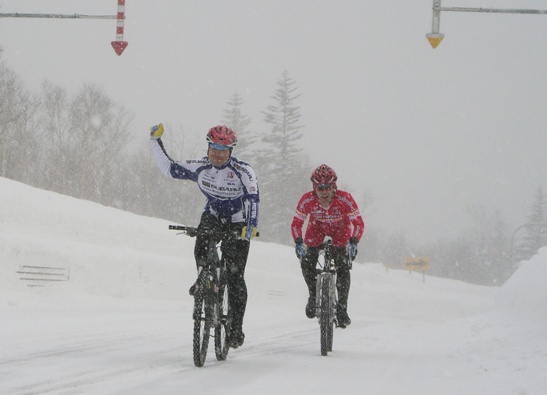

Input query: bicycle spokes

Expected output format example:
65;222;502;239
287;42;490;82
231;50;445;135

214;281;230;361
192;292;210;367
316;239;337;356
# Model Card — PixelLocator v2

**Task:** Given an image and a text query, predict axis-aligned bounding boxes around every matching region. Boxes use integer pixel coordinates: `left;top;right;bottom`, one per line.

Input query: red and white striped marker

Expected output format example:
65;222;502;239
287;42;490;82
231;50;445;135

111;0;128;55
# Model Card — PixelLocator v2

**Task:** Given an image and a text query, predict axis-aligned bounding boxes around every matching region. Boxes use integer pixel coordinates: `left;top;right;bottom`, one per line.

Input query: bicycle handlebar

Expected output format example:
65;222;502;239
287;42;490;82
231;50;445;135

168;224;259;239
168;225;198;237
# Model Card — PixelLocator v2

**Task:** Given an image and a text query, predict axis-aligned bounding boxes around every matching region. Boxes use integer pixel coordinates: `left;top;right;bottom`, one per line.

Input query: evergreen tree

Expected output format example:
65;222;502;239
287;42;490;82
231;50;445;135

521;186;547;259
258;71;311;245
262;71;304;161
220;92;255;161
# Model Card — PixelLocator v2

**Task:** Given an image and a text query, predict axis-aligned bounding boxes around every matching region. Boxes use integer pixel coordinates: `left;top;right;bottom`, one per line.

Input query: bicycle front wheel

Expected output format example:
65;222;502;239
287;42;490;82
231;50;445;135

193;291;211;367
215;280;230;361
327;275;335;352
319;274;334;356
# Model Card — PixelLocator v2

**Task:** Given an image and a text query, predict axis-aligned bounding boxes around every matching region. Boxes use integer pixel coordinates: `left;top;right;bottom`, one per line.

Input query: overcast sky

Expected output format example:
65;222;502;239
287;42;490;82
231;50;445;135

1;0;546;244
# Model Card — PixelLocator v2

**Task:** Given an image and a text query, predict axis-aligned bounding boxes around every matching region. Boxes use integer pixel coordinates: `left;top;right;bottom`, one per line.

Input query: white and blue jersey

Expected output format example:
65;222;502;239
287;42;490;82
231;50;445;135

151;140;259;229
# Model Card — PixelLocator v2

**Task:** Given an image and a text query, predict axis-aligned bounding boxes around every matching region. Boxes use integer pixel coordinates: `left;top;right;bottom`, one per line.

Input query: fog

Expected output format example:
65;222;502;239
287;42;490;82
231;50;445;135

0;0;546;244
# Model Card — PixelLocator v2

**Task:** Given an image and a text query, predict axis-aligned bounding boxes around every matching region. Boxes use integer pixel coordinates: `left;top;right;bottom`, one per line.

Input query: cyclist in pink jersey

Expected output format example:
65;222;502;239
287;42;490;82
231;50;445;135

290;164;364;327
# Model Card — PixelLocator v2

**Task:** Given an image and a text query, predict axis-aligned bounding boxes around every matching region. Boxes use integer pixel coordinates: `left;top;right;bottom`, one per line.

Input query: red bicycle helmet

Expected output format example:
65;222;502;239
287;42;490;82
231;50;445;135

206;125;238;148
311;164;337;189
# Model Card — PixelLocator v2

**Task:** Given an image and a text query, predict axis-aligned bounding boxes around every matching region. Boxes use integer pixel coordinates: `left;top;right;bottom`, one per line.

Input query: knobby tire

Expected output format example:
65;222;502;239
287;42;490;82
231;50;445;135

215;279;230;361
327;275;335;352
320;274;333;356
193;288;210;367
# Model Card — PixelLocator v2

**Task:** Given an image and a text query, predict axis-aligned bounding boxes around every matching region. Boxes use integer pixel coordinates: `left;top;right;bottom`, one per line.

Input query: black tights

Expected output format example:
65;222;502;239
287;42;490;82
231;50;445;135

194;212;250;330
300;246;351;309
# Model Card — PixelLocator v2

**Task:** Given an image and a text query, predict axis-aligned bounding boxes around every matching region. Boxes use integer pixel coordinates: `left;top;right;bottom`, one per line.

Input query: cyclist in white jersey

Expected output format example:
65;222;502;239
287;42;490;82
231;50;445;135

150;124;259;348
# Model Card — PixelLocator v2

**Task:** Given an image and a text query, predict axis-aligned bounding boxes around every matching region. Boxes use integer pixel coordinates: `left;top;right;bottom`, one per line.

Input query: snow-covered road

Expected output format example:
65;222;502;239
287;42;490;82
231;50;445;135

1;177;546;395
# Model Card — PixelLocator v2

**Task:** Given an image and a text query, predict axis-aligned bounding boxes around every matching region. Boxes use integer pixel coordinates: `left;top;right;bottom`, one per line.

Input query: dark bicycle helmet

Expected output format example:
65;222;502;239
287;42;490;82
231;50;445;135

206;125;238;148
310;164;338;190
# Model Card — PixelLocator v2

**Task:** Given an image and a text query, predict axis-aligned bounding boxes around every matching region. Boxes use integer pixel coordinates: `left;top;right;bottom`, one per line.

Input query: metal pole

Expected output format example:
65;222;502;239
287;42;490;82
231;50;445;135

0;13;116;20
0;1;128;56
432;0;442;34
427;0;547;48
438;7;547;15
426;0;445;48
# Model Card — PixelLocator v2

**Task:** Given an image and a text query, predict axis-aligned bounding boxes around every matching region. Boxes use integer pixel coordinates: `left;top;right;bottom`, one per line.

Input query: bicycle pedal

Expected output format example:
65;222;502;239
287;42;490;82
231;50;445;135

189;283;199;296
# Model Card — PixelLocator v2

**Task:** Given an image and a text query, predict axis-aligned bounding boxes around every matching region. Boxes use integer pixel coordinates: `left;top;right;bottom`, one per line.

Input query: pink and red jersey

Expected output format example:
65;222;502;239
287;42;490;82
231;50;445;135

291;190;364;248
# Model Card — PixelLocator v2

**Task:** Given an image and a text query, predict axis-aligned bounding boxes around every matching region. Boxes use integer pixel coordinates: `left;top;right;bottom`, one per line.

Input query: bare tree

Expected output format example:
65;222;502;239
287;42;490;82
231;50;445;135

37;83;132;202
38;81;72;193
119;125;206;226
0;62;37;181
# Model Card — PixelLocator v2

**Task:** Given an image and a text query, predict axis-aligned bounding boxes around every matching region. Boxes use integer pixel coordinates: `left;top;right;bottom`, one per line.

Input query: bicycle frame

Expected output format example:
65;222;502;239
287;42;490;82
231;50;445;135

169;225;230;367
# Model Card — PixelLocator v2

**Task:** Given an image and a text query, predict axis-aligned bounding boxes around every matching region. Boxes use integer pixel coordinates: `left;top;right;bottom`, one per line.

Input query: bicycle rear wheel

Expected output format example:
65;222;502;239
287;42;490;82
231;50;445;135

319;274;334;356
215;280;230;361
193;290;211;367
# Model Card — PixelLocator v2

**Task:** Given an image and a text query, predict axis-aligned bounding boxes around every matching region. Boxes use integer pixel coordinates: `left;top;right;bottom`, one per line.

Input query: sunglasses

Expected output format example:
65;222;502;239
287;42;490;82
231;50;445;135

315;183;333;191
209;143;230;151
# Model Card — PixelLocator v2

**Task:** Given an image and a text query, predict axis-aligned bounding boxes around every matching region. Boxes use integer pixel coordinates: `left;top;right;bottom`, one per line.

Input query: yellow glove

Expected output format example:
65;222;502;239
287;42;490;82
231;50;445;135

150;123;164;140
241;226;258;240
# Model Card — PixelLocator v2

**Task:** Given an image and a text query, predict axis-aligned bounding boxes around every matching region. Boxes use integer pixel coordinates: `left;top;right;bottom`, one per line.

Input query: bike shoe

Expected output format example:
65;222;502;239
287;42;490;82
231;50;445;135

305;297;316;319
229;329;245;348
336;308;351;328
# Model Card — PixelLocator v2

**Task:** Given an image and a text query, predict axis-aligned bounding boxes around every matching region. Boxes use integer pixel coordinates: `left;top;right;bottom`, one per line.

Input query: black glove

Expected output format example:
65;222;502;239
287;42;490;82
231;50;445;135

295;237;305;260
349;237;358;260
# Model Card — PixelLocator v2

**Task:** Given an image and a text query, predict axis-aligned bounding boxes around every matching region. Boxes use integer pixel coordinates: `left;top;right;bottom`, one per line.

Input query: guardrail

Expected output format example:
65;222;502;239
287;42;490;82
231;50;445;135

17;265;70;287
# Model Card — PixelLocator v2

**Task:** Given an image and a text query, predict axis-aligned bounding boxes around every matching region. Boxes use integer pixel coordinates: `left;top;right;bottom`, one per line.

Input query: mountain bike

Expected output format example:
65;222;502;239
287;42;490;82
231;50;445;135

315;238;338;356
169;224;231;367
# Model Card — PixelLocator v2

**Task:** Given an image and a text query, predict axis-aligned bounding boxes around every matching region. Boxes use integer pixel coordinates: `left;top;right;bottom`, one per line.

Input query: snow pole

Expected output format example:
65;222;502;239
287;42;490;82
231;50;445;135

111;0;128;56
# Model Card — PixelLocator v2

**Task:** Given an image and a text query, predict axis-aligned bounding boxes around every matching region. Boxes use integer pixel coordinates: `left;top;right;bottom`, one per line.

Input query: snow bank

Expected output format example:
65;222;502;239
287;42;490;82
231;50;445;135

0;177;195;301
497;246;547;321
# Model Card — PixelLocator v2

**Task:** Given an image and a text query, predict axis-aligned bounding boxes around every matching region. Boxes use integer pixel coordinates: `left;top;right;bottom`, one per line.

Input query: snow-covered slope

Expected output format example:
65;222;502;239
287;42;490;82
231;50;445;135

1;177;546;395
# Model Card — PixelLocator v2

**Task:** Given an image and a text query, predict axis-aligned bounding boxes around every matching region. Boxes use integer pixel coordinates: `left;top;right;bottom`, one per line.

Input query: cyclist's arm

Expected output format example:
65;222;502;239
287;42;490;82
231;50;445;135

233;159;260;231
150;139;201;181
290;214;305;241
345;192;365;241
291;193;310;240
350;213;365;241
245;195;259;230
